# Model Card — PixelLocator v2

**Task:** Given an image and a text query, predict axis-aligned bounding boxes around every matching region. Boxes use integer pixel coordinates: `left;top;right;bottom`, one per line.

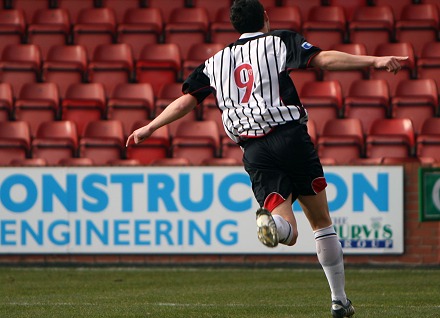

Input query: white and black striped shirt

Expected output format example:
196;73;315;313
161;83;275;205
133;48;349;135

183;30;321;143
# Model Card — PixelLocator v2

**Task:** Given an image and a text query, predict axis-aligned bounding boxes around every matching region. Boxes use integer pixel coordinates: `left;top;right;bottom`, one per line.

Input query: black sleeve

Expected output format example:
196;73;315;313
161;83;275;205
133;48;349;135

182;63;213;105
276;30;321;70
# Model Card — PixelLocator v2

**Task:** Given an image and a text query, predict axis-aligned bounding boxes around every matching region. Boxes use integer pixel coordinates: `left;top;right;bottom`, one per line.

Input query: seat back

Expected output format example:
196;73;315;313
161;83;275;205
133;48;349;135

265;6;301;31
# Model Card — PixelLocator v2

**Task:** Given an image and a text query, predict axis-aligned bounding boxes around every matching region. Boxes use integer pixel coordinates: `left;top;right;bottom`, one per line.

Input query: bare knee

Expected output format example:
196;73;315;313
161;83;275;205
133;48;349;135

286;228;298;246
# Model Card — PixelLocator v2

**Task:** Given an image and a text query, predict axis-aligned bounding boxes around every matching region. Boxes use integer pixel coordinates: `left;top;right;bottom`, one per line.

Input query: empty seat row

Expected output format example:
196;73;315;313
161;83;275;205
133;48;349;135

2;40;440;101
311;117;440;164
0;119;244;166
1;76;439;140
2;116;440;167
1;2;438;58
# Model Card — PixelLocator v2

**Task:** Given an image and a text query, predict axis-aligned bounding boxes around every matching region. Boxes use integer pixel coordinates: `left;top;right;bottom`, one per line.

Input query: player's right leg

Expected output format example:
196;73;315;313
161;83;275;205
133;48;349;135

298;190;355;317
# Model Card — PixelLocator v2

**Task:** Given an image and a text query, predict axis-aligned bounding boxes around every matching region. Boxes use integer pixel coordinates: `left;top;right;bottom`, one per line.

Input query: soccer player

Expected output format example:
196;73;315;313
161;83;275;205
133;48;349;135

126;1;407;316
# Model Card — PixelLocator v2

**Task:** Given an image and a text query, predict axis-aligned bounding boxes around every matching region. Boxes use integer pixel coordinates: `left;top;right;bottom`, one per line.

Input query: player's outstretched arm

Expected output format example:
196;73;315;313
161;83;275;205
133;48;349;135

126;93;198;146
311;50;409;74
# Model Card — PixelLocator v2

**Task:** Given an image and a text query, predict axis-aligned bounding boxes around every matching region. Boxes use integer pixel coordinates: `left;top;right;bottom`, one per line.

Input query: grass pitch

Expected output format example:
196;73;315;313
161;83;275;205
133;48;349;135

0;266;439;317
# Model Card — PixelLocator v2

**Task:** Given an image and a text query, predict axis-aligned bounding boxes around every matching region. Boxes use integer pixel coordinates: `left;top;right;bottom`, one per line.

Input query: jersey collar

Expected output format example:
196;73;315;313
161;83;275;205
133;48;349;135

239;32;264;39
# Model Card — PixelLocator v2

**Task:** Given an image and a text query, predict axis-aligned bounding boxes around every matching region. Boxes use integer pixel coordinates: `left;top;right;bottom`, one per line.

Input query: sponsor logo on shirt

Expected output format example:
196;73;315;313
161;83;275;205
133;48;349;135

301;42;313;50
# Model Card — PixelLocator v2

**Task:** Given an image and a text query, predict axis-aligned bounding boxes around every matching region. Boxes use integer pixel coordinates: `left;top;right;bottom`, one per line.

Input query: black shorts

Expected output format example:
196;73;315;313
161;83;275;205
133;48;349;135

241;121;326;208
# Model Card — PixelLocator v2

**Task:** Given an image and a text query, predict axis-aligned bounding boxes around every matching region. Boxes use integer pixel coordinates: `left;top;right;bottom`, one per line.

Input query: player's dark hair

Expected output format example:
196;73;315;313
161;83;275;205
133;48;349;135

230;0;265;34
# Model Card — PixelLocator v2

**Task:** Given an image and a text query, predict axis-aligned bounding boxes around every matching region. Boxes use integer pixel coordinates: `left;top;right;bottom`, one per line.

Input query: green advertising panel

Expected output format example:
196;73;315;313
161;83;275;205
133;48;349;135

419;168;440;221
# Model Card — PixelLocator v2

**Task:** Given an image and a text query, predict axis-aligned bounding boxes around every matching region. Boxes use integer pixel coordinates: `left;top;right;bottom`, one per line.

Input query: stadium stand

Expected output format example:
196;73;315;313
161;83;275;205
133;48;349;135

27;8;71;59
366;118;415;159
344;79;391;136
107;83;154;137
79;119;125;165
0;83;13;121
0;120;31;165
391;79;438;136
126;120;170;165
10;157;47;166
31;120;78;165
172;120;220;165
116;8;163;60
0;9;26;54
14;82;60;137
42;45;88;98
87;43;134;96
317;118;364;164
0;0;438;166
300;80;343;136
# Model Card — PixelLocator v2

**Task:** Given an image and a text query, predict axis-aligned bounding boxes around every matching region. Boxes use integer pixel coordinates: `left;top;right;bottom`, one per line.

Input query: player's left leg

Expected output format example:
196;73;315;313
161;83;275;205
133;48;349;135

298;190;355;317
256;193;298;247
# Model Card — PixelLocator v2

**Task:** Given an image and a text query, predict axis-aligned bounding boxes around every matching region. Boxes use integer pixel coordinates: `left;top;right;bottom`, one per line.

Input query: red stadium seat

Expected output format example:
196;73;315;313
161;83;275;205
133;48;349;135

31;120;78;165
73;8;117;58
108;159;141;166
61;83;106;136
117;8;163;60
151;157;191;166
87;43;134;96
317;118;364;164
221;138;243;162
344;79;390;135
210;7;240;46
416;118;440;161
327;0;368;21
370;42;415;96
10;158;47;166
302;6;346;50
191;0;231;23
391;79;438;135
0;44;42;97
281;0;322;22
79;120;125;165
148;0;186;23
164;7;209;58
14;82;60;137
100;0;140;23
172;120;220;165
366;118;415;159
395;4;439;58
58;157;94;166
183;43;223;78
289;69;320;99
56;0;95;24
201;157;242;166
323;43;368;97
42;45;87;98
300;80;343;136
265;6;301;32
0;83;13;121
0;9;26;55
0;121;31;164
371;0;413;19
126;120;170;165
136;43;182;96
201;96;227;140
10;0;49;23
417;42;440;93
107;83;154;137
348;5;394;55
27;8;71;59
155;82;199;137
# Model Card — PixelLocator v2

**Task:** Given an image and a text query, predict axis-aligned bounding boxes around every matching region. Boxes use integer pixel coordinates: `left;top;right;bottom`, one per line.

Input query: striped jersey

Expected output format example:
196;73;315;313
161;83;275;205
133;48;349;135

182;30;321;143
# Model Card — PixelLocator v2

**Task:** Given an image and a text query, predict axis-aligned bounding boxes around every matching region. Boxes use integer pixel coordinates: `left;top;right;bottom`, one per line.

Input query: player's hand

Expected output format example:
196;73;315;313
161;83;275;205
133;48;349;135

373;56;409;74
126;125;153;147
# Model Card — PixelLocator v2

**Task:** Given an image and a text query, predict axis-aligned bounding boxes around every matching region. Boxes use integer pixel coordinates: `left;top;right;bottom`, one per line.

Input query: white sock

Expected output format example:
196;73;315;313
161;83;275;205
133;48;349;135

272;214;293;244
314;225;347;304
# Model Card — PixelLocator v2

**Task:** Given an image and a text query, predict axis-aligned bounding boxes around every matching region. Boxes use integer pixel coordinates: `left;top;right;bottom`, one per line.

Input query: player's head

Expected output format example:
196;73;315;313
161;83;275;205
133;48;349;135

230;0;265;34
